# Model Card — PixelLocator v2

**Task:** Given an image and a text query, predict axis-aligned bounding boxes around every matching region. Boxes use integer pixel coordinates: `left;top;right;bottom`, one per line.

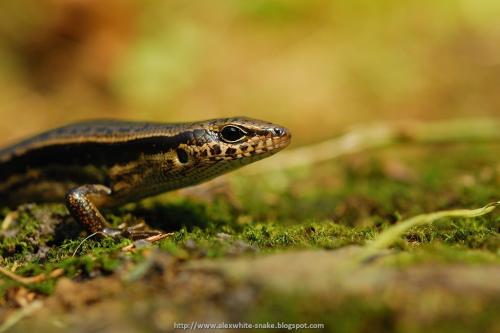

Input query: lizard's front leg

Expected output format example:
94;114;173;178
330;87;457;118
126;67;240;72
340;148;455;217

65;184;121;237
65;184;162;239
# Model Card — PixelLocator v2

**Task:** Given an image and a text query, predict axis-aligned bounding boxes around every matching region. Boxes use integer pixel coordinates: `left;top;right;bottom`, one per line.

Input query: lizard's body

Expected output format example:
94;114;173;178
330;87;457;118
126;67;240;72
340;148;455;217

0;117;291;236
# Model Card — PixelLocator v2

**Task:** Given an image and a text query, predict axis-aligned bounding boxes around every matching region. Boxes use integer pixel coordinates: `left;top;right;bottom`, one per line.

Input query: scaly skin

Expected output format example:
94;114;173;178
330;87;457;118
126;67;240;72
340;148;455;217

0;117;291;236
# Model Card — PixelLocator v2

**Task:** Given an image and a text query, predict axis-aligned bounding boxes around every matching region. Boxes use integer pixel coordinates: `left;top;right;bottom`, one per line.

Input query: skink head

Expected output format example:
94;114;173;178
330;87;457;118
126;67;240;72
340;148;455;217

196;117;290;164
210;117;290;158
166;117;291;185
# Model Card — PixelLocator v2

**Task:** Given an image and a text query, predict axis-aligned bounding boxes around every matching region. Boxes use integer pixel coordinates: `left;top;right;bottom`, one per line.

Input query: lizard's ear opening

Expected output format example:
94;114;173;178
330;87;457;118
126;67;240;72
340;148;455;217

176;148;189;164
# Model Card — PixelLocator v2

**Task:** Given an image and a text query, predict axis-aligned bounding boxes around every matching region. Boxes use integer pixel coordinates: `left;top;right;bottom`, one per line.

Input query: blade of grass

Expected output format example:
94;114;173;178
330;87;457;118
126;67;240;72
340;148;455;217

359;201;499;263
243;118;500;174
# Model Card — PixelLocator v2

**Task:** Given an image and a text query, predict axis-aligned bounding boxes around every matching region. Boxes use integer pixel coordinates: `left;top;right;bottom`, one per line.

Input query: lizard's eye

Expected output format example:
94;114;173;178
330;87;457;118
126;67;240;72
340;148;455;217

219;125;247;143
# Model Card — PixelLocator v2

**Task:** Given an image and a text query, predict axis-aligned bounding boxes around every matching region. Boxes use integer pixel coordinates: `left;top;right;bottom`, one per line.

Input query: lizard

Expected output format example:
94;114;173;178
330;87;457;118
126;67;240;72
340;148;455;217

0;117;291;237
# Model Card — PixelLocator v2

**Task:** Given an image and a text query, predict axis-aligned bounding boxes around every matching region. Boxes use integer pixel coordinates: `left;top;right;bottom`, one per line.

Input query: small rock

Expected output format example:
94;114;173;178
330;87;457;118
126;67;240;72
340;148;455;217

216;232;232;241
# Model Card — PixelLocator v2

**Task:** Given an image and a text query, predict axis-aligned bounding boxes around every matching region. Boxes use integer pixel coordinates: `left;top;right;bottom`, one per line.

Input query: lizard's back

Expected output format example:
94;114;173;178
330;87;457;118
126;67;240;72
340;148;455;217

0;120;192;204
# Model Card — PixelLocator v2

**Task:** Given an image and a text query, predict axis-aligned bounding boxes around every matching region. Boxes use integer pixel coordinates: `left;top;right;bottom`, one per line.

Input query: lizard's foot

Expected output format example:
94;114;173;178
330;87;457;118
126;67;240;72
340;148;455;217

102;222;164;240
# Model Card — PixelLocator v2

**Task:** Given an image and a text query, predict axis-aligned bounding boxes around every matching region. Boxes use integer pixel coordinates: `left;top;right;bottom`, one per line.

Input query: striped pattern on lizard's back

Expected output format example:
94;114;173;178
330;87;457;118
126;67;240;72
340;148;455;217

0;118;291;221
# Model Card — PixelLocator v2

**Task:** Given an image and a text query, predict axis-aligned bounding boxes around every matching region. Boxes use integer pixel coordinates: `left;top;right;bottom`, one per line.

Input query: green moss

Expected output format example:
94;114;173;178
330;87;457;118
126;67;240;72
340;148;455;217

240;221;368;249
0;143;498;332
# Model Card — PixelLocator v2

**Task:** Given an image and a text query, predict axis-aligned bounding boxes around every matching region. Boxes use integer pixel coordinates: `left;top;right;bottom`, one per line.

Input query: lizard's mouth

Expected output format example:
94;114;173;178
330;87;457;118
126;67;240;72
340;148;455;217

256;125;291;155
232;127;291;165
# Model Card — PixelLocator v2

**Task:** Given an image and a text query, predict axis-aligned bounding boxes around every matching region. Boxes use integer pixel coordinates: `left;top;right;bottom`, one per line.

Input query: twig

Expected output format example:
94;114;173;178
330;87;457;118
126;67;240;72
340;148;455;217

0;267;64;285
1;211;18;231
0;300;43;333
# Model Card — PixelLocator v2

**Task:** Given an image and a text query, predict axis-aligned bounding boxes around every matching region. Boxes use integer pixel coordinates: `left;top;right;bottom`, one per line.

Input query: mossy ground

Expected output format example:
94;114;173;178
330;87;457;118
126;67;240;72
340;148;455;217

0;143;499;332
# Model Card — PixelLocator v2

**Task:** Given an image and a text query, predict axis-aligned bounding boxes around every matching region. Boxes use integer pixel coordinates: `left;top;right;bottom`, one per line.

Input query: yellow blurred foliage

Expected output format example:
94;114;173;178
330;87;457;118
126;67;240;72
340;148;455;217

0;0;499;145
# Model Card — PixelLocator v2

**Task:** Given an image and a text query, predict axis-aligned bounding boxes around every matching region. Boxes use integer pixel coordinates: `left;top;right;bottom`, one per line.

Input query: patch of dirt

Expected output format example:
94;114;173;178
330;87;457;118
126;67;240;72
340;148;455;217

5;248;500;332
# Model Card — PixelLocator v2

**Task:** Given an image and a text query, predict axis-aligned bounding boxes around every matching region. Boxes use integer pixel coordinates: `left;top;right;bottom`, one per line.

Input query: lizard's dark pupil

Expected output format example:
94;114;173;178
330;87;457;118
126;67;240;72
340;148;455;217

220;126;246;143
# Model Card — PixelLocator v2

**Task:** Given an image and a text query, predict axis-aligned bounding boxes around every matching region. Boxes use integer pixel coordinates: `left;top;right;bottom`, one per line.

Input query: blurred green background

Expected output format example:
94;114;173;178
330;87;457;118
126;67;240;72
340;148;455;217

0;0;499;146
